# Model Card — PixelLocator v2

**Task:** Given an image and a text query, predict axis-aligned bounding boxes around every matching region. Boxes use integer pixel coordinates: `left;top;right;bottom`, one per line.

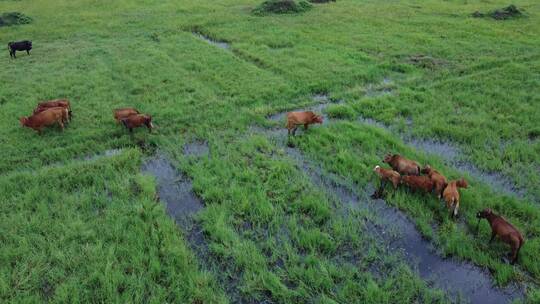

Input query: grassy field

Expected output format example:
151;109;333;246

1;0;539;302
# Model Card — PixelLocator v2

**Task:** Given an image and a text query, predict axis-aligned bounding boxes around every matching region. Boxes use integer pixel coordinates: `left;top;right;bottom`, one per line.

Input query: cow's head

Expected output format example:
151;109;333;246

383;153;393;163
421;165;432;174
144;115;154;130
373;165;380;172
19;117;28;126
312;114;323;124
476;208;493;219
456;178;468;188
27;41;32;49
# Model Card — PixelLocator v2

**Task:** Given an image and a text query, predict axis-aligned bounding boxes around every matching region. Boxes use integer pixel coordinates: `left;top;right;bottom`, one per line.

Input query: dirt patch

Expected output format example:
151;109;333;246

252;0;312;16
258;126;523;303
308;0;335;3
473;5;523;20
0;12;32;27
408;55;447;70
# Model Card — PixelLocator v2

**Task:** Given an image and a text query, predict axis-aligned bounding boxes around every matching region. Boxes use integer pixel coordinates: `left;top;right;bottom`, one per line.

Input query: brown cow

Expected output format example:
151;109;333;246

372;165;401;198
120;114;153;133
442;178;468;218
421;165;448;199
113;107;140;123
401;175;434;194
383;154;420;176
34;99;72;120
286;111;323;136
476;208;524;264
20;107;68;134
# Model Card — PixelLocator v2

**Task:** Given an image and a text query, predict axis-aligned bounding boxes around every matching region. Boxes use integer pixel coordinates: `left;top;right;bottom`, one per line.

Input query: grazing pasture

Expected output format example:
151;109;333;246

1;0;539;302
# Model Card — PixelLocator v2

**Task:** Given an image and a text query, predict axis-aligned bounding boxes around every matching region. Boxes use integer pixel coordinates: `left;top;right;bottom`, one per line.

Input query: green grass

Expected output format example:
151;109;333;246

1;0;539;302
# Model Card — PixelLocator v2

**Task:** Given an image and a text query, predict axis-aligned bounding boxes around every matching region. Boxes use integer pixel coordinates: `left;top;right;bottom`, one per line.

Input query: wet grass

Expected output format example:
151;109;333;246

1;0;539;302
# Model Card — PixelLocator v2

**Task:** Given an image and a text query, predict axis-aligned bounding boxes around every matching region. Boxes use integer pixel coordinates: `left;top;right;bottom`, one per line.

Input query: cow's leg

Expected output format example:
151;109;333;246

489;231;496;244
129;128;133;133
453;201;459;218
304;123;309;130
59;121;64;131
13;51;16;59
292;127;298;136
27;49;30;55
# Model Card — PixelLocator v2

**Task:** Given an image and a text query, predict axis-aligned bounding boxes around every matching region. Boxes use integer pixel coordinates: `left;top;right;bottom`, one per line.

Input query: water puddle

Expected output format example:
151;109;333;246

141;153;203;227
193;32;230;50
256;124;523;304
183;140;210;157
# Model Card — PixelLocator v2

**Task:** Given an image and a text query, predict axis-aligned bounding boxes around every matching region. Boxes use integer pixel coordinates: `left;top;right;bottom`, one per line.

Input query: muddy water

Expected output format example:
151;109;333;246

259;124;523;303
193;32;230;50
141;153;203;227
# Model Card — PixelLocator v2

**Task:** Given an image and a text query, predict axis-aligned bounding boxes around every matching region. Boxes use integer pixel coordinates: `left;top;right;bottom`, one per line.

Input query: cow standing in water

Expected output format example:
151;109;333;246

286;111;323;136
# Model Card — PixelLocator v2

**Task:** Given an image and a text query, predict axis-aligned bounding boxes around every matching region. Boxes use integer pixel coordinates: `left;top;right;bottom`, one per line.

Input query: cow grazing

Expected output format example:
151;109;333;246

120;114;153;133
34;99;72;121
8;40;32;59
401;175;434;194
20;107;67;134
476;208;524;264
286;111;323;136
372;165;401;198
383;154;420;176
421;165;447;199
442;178;468;218
113;107;139;123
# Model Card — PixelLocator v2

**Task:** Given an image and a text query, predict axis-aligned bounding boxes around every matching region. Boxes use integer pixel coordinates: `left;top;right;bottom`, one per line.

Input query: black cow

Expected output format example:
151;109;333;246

8;40;32;58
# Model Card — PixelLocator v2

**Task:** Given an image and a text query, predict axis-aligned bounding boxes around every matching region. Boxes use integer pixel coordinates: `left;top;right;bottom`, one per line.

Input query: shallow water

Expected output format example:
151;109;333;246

141;153;203;227
183;140;210;157
259;123;523;303
141;151;257;303
194;32;230;50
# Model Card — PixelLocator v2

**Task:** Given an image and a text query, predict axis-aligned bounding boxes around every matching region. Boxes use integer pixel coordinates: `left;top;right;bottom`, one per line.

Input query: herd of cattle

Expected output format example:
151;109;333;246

372;152;524;264
287;110;525;265
12;42;524;265
19;99;153;134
